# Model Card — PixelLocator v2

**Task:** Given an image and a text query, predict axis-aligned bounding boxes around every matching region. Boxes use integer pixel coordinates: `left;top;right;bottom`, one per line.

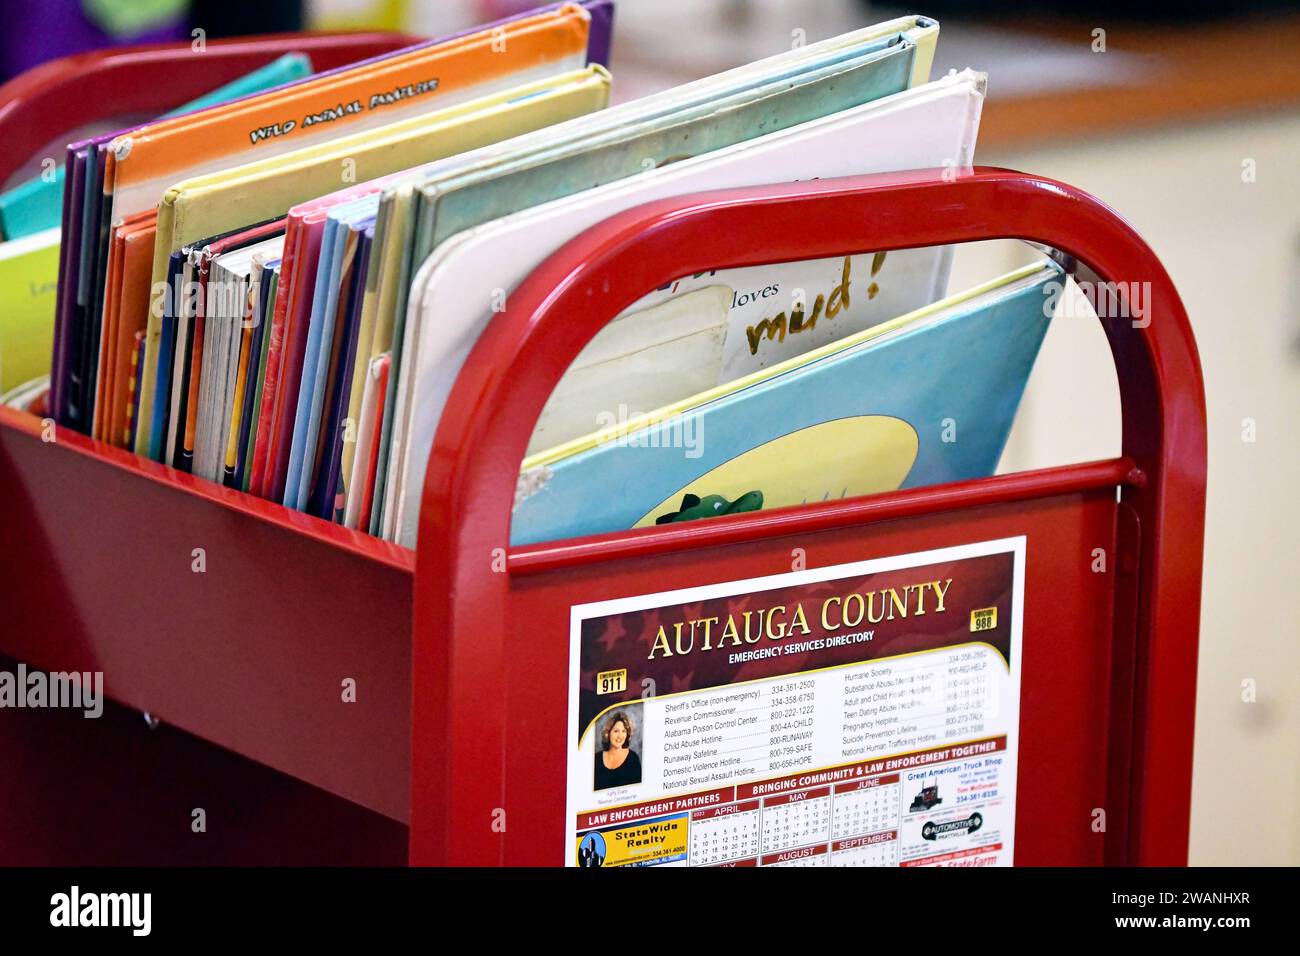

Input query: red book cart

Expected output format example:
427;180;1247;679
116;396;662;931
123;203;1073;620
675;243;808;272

0;38;1206;868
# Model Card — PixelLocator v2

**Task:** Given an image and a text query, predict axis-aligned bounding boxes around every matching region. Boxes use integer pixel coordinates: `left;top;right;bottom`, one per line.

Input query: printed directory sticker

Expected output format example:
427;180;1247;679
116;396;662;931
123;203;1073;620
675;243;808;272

567;537;1024;867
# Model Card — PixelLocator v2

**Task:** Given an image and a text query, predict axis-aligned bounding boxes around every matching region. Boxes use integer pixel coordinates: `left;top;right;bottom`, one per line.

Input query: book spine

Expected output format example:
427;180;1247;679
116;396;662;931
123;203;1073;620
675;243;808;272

179;255;212;475
124;330;146;450
49;152;76;424
357;355;391;530
248;223;299;498
235;268;273;491
244;235;293;496
266;225;320;504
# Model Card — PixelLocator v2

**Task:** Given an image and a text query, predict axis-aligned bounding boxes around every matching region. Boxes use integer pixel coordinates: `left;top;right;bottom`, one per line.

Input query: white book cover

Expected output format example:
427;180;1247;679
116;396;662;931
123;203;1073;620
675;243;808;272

527;247;941;456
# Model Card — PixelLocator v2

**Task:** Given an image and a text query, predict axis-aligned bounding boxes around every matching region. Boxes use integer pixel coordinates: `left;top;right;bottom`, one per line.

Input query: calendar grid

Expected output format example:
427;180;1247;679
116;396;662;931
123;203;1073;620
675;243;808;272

685;770;908;866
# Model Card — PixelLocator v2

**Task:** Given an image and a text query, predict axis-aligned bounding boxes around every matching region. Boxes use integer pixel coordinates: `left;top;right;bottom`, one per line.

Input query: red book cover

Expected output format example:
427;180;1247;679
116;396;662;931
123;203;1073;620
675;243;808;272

263;213;326;503
247;216;301;498
358;355;391;529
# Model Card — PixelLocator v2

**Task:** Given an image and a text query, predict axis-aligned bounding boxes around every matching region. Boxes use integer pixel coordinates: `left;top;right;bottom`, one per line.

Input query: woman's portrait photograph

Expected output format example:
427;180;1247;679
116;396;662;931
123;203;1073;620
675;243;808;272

594;706;643;791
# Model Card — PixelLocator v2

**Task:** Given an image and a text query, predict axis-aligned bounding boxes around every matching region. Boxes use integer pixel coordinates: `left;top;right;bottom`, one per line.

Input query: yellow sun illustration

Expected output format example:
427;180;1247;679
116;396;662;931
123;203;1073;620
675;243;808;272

634;416;919;527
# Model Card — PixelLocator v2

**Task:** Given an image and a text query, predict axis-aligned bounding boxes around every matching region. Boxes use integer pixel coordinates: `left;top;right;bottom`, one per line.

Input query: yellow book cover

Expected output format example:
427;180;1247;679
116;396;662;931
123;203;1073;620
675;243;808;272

0;229;59;395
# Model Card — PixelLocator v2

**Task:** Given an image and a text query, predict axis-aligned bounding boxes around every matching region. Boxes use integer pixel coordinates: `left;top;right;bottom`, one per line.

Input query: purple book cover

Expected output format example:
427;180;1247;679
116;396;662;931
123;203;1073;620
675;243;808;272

48;146;84;421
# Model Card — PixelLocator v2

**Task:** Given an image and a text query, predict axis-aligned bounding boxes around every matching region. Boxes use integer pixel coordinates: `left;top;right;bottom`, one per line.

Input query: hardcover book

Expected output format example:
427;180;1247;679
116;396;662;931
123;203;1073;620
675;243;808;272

511;260;1062;545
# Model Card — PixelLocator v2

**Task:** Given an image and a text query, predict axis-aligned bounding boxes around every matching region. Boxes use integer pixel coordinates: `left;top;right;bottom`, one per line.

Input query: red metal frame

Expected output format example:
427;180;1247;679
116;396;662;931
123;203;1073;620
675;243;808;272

413;167;1206;866
0;31;419;188
0;160;1205;865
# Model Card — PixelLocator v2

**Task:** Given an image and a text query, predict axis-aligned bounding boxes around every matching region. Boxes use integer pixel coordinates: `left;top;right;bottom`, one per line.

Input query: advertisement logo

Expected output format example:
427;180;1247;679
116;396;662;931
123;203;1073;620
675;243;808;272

922;812;984;841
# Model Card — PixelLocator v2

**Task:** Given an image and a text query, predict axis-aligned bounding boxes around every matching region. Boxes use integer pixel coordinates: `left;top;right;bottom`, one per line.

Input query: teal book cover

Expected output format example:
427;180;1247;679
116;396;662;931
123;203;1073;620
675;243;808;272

0;53;312;241
511;261;1062;546
412;31;916;266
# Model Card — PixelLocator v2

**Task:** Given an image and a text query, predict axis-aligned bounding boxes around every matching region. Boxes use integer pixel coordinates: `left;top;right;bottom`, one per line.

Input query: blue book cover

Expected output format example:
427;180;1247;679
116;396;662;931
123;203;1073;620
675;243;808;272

285;199;374;510
310;226;373;521
512;261;1062;546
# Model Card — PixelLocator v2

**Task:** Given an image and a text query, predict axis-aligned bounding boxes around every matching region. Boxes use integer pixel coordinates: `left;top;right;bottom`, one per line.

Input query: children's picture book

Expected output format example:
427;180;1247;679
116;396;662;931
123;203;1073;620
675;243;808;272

528;285;733;455
49;0;612;434
252;180;412;501
164;218;285;471
105;5;593;224
344;352;392;530
232;257;280;492
527;250;930;455
511;260;1062;545
55;4;593;449
0;375;48;413
194;235;287;482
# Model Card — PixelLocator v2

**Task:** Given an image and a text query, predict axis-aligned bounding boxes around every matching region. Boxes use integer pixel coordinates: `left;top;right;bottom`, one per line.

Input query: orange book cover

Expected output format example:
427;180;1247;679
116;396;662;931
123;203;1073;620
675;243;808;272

95;211;155;439
93;227;128;440
106;4;591;217
108;220;161;446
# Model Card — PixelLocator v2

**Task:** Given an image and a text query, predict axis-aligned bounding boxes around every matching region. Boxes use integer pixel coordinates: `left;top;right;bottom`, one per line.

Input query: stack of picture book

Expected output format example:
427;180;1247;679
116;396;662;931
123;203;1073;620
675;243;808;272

7;3;1061;548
